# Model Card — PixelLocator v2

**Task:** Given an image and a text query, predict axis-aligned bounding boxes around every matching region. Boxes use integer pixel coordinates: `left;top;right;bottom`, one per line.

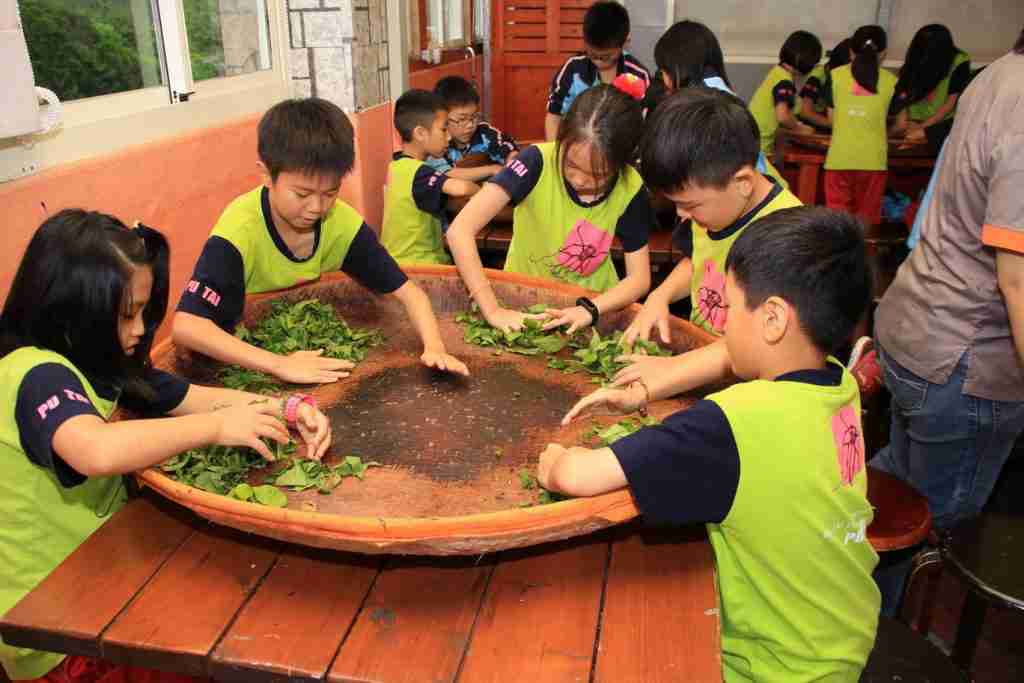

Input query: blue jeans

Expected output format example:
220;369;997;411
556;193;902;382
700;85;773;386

870;345;1024;615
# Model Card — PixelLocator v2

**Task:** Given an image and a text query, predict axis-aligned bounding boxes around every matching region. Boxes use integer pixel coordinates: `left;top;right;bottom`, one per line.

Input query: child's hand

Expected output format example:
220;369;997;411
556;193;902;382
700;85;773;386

561;384;646;425
273;349;353;384
610;354;679;390
484;306;542;333
537;443;569;491
295;402;332;461
213;401;290;461
421;348;471;376
541;305;593;334
622;298;672;346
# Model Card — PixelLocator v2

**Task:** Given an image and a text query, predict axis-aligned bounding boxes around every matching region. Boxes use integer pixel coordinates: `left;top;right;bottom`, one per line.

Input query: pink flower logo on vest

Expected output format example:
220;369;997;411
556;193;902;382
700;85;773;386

556;219;613;277
697;259;728;332
832;403;865;486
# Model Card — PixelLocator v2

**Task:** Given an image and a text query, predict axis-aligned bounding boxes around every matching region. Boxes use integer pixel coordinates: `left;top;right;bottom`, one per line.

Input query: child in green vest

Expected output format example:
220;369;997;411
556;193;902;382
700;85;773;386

447;83;654;334
749;30;822;155
544;1;651;141
797;38;851;130
381;88;481;266
174;97;469;381
0;211;333;682
623;88;802;345
549;207;881;682
824;25;899;228
890;24;971;144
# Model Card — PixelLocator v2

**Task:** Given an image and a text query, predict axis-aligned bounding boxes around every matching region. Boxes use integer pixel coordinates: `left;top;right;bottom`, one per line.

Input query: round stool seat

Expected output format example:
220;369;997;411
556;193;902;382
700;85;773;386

860;617;968;682
945;513;1024;609
867;468;933;552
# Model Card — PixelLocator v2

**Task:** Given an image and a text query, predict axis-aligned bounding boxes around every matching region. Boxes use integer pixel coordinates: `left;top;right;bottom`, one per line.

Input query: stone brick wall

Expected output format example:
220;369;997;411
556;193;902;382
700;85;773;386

285;0;389;112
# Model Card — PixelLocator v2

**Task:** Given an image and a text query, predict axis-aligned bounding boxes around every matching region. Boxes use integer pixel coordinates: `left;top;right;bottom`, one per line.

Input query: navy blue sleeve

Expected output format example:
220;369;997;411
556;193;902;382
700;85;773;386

615;188;653;252
478;122;518;163
773;79;797;108
948;60;972;96
175;236;246;332
610;400;740;525
411;164;449;214
15;364;104;487
119;368;190;418
799;75;823;102
487;145;543;205
341;223;409;295
672;219;694;258
547;57;578;115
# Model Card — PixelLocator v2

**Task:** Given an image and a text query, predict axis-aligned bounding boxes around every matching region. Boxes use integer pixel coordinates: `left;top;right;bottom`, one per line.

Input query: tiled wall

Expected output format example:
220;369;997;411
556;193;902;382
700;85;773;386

286;0;389;110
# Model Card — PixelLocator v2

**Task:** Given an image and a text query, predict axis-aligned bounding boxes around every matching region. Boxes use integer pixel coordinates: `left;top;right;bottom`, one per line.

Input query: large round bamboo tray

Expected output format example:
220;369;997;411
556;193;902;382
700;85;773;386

138;267;716;555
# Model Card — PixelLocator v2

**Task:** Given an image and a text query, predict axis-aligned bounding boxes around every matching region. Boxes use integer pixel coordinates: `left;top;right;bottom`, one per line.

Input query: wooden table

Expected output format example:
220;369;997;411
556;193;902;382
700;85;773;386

777;131;938;209
1;493;722;682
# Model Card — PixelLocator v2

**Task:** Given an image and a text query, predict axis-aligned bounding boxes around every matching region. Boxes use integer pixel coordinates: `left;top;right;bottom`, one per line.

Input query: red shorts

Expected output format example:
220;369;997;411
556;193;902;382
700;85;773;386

18;655;208;683
824;170;888;227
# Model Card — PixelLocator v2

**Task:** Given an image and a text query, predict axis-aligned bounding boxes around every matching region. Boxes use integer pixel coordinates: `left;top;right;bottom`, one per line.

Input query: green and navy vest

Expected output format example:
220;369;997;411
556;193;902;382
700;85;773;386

907;50;970;123
825;65;898;172
381;157;452;266
0;348;126;680
505;142;646;293
707;361;880;681
749;65;796;155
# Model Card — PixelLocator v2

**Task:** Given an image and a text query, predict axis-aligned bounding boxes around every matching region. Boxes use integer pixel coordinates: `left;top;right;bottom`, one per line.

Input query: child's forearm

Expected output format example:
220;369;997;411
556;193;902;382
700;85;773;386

548;447;628;497
651;338;732;399
592;251;651;316
441;178;481;198
544;113;561;142
798;104;831;129
448;184;513;316
652;258;694;305
446;166;503;182
170;384;284;417
172;313;282;375
390;280;447;352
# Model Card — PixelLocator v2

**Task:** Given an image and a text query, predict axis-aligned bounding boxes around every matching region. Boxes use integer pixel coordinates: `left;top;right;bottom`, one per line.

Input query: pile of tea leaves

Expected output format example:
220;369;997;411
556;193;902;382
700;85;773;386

582;415;660;447
455;304;569;356
159;440;296;505
270;455;381;493
218;298;385;393
549;329;671;383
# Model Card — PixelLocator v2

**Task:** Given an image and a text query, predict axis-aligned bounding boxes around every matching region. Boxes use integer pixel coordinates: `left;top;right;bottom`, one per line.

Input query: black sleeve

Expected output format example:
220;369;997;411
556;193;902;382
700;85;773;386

889;89;909;116
411;165;449;214
614;189;653;252
119;368;190;418
948;60;972;96
340;223;409;295
825;79;836;109
175;236;246;332
671;219;694;258
15;364;104;487
547;58;575;115
799;75;823;101
487;145;543;205
772;79;797;108
480;123;518;162
610;400;740;525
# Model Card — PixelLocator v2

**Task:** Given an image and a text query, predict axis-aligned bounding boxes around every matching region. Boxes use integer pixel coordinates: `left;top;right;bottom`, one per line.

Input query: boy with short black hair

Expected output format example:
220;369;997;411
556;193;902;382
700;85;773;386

749;30;823;154
544;1;650;140
548;206;880;681
623;87;801;344
382;89;479;266
173;97;469;382
427;76;518;181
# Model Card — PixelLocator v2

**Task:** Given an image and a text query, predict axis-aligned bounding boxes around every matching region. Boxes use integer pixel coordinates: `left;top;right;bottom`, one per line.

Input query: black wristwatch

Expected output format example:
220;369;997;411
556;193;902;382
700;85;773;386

576;297;600;326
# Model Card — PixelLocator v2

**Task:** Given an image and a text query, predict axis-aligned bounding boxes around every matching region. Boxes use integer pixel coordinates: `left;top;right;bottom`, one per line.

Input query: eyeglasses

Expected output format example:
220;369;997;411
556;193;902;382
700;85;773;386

447;114;482;128
585;49;620;65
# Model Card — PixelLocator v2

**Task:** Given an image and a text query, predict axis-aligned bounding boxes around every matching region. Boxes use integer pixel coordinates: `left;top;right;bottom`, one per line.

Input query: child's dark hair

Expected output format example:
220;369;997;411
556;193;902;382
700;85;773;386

434;76;480;108
258;98;355;182
638;87;759;193
895;24;956;105
780;30;823;76
0;210;170;398
826;38;852;72
654;20;731;91
725;207;871;354
850;25;887;93
394;89;446;143
583;1;630;49
556;84;643;190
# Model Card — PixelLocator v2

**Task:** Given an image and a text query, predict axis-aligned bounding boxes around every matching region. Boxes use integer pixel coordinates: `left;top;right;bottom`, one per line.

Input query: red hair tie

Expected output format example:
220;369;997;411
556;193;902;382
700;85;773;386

612;73;647;101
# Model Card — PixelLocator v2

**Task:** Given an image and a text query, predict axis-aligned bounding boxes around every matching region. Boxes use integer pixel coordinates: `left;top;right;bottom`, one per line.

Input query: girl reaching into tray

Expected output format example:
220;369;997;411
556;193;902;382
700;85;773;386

0;209;331;683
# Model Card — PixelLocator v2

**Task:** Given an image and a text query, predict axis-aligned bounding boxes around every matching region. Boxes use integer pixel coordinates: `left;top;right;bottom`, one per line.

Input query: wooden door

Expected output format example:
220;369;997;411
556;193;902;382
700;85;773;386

490;0;591;141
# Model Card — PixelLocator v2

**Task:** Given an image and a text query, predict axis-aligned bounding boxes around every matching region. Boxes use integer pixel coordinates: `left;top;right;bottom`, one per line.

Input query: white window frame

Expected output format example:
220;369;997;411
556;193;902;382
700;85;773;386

5;0;291;174
426;0;472;49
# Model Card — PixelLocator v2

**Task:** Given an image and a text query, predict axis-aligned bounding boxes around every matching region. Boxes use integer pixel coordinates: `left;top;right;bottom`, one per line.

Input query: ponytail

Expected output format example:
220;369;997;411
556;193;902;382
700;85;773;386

850;25;887;93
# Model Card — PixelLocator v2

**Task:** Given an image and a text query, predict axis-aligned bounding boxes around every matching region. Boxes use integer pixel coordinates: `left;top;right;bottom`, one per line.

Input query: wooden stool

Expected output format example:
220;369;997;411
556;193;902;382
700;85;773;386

867;468;932;552
860;616;969;682
942;512;1024;672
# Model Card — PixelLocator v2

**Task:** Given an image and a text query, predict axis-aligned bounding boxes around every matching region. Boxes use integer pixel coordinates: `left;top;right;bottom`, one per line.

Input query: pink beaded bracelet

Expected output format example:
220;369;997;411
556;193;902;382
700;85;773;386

283;393;316;428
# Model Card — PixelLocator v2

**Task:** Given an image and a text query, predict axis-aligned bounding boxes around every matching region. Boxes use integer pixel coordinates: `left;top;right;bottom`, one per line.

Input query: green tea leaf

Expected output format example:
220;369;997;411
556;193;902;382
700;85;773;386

228;483;254;502
518;469;537;490
252;485;288;507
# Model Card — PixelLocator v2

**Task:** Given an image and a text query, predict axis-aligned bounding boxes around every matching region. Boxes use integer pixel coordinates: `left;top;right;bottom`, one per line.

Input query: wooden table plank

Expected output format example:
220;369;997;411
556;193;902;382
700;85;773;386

327;557;493;683
1;495;197;659
594;526;721;683
100;524;280;677
457;536;609;683
211;548;383;682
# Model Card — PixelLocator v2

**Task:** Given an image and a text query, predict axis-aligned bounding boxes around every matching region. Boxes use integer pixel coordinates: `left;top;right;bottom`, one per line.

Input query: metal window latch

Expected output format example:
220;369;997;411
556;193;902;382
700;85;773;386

173;90;196;103
465;45;475;60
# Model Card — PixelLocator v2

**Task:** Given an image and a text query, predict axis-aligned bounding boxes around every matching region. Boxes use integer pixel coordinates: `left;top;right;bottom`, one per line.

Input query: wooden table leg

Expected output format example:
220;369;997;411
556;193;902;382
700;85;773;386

797;161;821;206
951;590;987;673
